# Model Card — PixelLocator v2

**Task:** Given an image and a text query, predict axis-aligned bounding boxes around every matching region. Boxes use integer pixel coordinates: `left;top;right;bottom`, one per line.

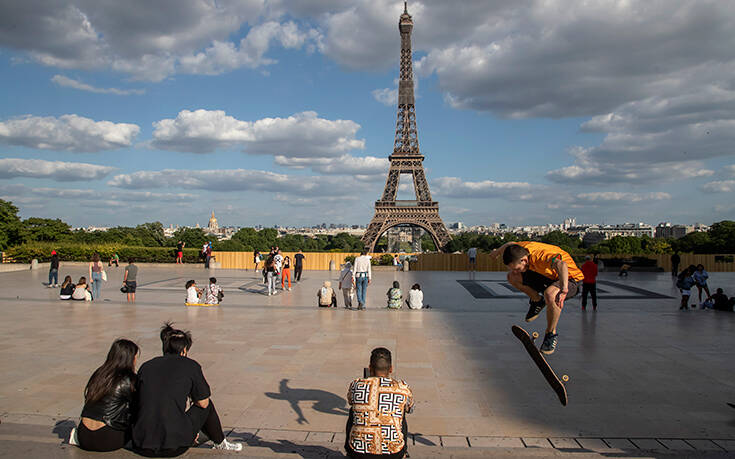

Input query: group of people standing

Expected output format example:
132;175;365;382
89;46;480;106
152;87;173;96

50;252;138;303
676;263;733;311
255;247;305;296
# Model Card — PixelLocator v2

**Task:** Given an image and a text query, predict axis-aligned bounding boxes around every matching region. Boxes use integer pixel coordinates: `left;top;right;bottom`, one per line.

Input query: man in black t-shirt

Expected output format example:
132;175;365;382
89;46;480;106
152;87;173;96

294;249;305;282
132;323;242;456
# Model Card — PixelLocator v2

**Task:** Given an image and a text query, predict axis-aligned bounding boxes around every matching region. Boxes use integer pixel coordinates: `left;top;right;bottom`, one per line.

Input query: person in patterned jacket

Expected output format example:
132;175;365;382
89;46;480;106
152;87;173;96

345;348;413;459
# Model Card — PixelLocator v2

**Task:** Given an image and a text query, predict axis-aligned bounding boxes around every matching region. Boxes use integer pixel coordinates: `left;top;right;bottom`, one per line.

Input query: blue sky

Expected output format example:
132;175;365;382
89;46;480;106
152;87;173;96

1;0;733;228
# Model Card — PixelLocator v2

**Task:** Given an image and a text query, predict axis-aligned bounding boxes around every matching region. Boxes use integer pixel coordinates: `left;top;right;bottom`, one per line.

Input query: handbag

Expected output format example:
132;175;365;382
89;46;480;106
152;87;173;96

217;290;224;302
101;270;107;281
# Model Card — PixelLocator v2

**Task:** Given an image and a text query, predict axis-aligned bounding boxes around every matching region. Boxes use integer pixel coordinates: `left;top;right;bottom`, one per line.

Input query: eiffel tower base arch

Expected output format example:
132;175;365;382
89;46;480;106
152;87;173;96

362;204;452;253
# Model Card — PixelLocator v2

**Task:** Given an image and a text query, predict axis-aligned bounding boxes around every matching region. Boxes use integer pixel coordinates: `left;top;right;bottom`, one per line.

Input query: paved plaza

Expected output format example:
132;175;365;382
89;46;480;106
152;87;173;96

1;264;734;458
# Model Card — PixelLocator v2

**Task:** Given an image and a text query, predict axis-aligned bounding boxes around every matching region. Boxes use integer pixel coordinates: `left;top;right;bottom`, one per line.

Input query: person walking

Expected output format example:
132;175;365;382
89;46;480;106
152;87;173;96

281;255;292;291
264;256;277;296
89;253;105;301
204;242;213;269
253;250;262;272
468;247;478;272
693;264;711;306
671;252;681;277
294;249;305;282
580;255;598;310
123;259;137;303
352;250;372;310
338;261;355;309
48;250;60;287
176;241;185;264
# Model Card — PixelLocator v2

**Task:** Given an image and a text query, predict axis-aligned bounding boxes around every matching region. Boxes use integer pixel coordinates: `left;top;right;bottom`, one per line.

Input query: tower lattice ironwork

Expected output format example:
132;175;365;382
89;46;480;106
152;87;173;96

362;2;452;252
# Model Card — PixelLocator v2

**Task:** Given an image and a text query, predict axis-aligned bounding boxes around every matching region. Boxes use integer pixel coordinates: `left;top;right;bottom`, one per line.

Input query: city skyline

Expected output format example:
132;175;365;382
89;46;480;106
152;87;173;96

1;1;734;228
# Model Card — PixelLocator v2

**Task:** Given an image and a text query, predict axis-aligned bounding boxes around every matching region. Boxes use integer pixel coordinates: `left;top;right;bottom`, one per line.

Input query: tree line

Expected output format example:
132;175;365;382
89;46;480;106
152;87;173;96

2;199;733;255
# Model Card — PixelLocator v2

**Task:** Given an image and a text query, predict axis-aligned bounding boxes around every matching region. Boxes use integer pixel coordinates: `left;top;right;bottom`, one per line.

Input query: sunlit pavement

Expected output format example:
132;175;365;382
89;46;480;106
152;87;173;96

1;265;734;457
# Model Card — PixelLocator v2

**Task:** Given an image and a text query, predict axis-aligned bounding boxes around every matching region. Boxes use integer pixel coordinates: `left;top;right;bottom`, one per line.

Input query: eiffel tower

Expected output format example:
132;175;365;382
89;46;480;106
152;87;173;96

362;2;452;252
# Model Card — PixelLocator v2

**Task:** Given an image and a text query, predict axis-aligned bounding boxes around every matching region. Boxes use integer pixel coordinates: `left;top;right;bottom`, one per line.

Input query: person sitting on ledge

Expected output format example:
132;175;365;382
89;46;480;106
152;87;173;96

205;277;223;305
69;339;139;452
132;322;242;456
59;275;75;300
72;276;92;301
318;281;337;308
346;347;414;459
185;280;202;304
386;281;402;309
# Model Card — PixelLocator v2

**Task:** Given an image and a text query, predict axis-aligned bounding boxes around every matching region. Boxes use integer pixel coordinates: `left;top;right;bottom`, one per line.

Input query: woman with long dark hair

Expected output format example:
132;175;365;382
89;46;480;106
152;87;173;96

89;252;105;301
71;339;139;451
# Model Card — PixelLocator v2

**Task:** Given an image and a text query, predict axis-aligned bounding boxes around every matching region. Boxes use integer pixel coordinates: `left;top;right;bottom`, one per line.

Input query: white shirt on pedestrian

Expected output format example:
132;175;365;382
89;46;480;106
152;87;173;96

352;255;372;281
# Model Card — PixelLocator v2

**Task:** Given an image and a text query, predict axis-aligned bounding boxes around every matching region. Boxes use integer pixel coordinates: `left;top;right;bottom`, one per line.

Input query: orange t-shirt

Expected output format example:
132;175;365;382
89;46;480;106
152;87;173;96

516;241;584;282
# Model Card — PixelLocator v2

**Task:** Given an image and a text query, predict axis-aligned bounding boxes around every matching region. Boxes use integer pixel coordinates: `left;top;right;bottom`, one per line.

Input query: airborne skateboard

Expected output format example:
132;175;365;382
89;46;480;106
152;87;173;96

511;325;568;406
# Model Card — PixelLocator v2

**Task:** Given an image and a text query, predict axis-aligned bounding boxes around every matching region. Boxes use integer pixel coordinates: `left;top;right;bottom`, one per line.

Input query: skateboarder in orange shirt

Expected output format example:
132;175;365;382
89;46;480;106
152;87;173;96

491;241;584;354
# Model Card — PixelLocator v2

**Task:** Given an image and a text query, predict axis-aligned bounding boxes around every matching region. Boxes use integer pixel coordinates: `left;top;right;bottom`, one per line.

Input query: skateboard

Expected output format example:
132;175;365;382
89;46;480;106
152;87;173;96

511;325;568;406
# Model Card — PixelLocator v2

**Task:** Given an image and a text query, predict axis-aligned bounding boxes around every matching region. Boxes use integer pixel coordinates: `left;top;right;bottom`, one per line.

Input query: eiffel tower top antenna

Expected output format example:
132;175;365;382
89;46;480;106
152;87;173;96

394;1;419;156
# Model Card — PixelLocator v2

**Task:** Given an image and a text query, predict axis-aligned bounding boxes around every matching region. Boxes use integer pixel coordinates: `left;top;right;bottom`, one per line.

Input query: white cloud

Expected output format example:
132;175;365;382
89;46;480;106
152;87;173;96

274;154;388;175
0;1;318;81
0;158;115;181
108;168;366;196
0;114;139;152
0;183;193;202
151;109;364;156
547;147;715;185
725;165;735;176
701;180;735;193
431;176;537;199
51;75;144;95
372;87;397;107
574;192;671;204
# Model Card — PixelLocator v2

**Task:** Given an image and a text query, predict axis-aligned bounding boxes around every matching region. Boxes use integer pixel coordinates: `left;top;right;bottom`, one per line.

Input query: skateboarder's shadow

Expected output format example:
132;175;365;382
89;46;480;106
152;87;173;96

265;378;349;424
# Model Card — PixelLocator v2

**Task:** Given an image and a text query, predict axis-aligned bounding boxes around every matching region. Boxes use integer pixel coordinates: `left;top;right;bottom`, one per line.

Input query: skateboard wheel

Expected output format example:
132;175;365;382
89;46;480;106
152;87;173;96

531;332;539;339
562;375;569;382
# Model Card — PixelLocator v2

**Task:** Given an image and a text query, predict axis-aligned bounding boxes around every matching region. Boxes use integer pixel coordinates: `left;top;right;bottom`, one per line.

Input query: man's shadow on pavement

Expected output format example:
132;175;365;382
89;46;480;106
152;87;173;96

265;378;349;424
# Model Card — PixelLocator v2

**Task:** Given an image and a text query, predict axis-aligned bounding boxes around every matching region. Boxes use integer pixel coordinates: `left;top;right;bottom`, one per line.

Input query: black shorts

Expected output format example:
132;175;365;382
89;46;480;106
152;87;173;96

521;270;579;298
125;281;137;293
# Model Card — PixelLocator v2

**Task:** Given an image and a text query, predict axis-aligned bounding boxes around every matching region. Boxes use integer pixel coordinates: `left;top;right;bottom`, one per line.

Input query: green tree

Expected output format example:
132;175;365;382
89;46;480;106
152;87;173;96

708;220;735;253
23;217;72;242
0;199;26;249
540;230;580;253
135;222;166;247
173;227;208;248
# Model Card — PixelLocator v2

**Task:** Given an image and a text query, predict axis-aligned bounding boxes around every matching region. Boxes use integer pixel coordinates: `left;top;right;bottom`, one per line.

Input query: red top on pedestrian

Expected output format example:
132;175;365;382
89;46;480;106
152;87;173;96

581;260;598;284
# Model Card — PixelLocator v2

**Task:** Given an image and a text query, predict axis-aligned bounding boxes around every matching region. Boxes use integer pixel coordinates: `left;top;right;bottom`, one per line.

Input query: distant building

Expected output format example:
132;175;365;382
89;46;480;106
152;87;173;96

655;222;709;239
208;211;219;233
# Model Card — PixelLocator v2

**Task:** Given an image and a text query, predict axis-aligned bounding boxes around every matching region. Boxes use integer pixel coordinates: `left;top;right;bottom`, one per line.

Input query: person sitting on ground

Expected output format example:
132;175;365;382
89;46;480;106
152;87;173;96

693;264;711;307
205;277;223;305
186;280;202;304
318;281;337;308
132;323;242;455
346;347;414;459
69;339;139;452
712;288;734;312
72;276;93;301
407;283;428;309
59;275;75;300
109;253;119;268
618;263;631;277
676;265;697;310
386;281;402;309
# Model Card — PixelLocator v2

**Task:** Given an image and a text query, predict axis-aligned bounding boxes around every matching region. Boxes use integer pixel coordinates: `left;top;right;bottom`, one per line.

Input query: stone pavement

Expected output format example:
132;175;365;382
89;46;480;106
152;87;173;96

0;265;734;458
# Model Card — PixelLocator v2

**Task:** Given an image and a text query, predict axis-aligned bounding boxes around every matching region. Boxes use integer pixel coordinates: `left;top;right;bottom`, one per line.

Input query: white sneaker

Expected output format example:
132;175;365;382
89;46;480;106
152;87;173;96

69;427;79;446
213;438;242;451
268;292;272;296
47;284;54;288
288;287;291;291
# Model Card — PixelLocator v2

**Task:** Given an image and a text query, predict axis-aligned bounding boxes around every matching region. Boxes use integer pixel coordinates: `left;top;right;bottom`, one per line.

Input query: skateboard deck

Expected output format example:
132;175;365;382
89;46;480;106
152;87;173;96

511;325;568;406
